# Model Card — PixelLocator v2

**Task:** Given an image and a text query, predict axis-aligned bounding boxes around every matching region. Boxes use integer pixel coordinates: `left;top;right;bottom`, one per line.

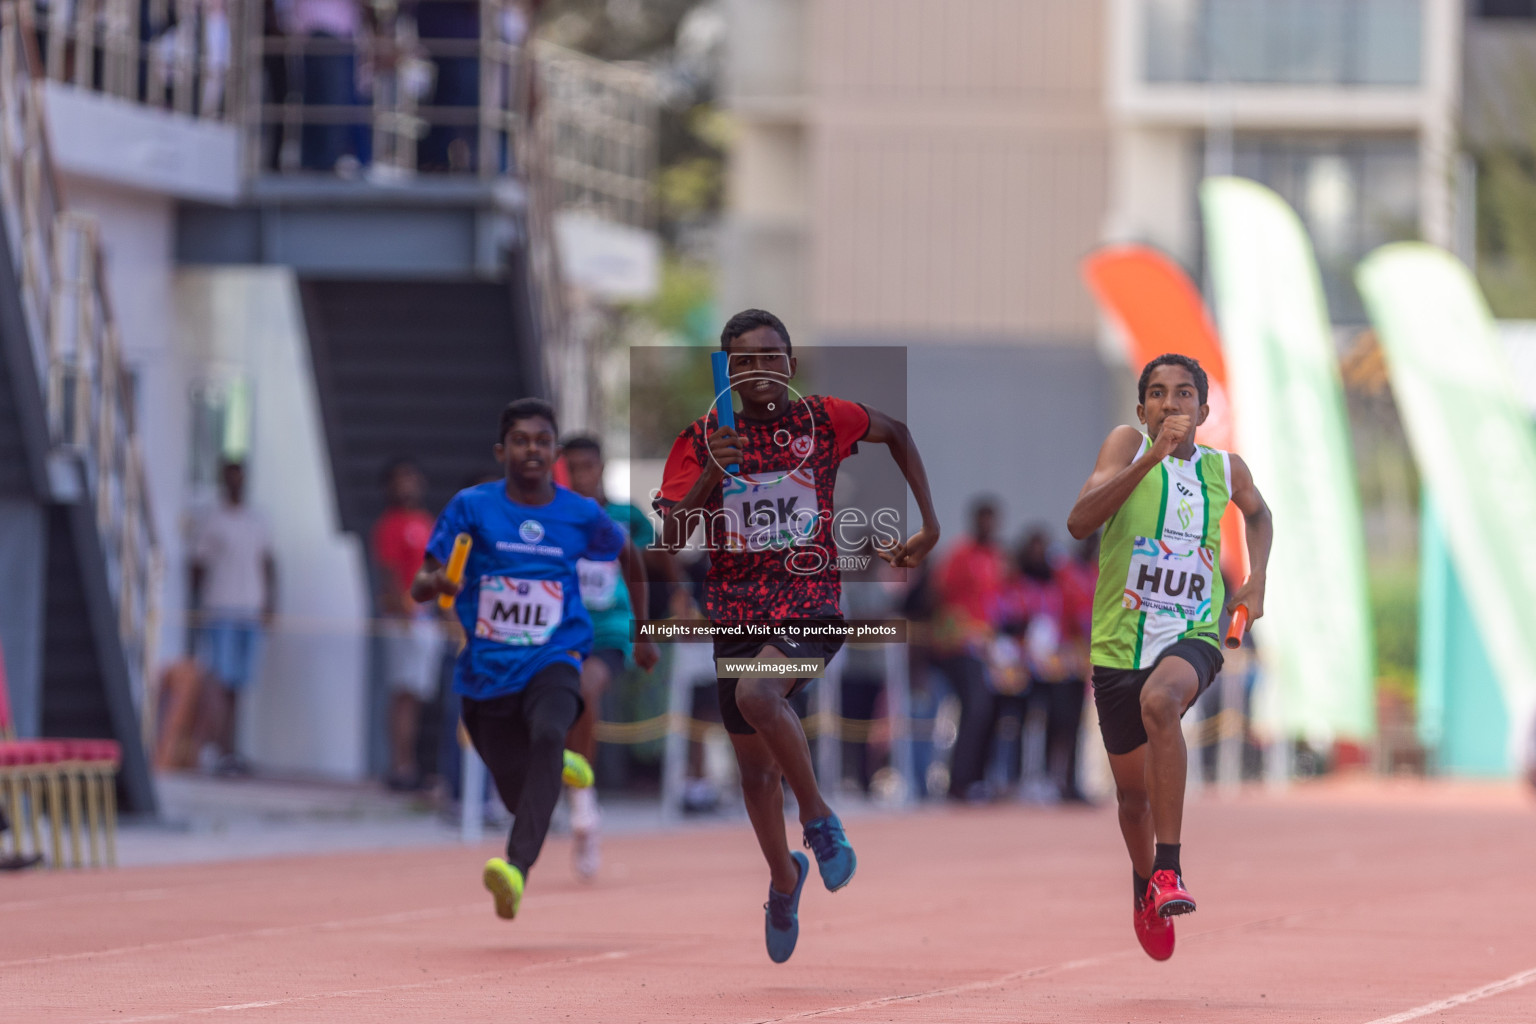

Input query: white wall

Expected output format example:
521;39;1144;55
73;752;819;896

44;83;240;204
174;268;370;780
1104;126;1195;260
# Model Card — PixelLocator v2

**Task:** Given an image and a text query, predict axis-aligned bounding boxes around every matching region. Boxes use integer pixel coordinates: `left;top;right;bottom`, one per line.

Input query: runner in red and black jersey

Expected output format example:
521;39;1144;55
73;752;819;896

655;309;941;963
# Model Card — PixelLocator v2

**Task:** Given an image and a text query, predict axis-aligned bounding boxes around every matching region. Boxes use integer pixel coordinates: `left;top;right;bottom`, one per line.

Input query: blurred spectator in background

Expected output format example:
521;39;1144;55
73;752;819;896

146;0;230;116
897;556;943;799
667;552;723;814
997;528;1088;803
409;0;530;171
932;497;1004;801
281;0;371;172
560;433;664;879
840;538;903;793
373;458;443;792
189;461;276;777
200;0;232;116
435;469;499;816
260;0;289;169
1057;532;1098;802
153;656;212;771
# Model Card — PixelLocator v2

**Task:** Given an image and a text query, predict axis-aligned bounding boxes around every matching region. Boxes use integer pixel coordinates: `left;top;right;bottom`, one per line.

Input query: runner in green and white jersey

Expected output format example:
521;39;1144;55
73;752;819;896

1067;354;1272;962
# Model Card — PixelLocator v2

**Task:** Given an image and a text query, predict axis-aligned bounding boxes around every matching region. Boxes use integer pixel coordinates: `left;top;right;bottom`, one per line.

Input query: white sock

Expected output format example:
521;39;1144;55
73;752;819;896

570;786;600;831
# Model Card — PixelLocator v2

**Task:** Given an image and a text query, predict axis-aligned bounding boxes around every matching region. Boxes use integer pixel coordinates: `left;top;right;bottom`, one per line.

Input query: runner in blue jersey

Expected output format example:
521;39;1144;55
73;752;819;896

412;398;659;921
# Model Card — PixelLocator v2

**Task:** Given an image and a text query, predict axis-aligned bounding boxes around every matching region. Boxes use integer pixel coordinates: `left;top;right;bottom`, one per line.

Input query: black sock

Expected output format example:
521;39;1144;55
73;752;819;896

1153;843;1181;875
1134;871;1150;903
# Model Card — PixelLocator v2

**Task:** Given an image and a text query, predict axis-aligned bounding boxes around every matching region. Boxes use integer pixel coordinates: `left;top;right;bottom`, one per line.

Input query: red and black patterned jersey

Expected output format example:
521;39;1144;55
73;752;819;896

655;395;872;623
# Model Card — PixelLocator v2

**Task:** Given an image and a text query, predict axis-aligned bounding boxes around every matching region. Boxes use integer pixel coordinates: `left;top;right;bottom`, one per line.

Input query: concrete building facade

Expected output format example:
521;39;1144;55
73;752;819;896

723;0;1116;541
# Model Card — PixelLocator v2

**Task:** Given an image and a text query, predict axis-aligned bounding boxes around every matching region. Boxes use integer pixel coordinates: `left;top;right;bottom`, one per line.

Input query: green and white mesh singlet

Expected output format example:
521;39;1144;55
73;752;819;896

1091;436;1232;670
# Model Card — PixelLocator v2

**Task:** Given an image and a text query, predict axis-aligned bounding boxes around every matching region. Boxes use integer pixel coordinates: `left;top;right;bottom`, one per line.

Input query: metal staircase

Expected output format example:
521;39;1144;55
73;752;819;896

0;8;158;814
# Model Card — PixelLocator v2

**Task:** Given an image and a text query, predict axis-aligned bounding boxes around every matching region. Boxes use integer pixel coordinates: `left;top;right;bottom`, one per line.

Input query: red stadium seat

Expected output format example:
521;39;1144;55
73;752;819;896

0;642;121;868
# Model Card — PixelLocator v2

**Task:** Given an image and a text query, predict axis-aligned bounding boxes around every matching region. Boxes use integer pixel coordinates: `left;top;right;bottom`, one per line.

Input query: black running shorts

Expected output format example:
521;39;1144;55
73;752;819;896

1091;637;1224;756
713;621;846;735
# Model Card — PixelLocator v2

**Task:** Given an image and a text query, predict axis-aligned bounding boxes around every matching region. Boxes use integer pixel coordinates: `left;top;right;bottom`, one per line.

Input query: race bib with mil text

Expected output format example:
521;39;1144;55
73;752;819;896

476;577;564;645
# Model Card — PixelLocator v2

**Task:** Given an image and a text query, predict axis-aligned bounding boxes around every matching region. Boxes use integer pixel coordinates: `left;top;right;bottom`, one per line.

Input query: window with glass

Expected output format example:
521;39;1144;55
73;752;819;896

1145;0;1423;86
1478;0;1536;17
1197;135;1420;321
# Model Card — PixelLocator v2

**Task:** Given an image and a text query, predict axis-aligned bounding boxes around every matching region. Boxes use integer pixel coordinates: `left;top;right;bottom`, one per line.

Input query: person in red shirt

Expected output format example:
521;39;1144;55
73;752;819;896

372;459;444;791
656;309;940;964
996;528;1090;803
931;498;1006;801
1056;532;1099;802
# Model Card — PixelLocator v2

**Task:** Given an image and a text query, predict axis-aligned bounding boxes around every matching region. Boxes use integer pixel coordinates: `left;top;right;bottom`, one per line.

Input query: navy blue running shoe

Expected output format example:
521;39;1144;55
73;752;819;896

765;851;809;963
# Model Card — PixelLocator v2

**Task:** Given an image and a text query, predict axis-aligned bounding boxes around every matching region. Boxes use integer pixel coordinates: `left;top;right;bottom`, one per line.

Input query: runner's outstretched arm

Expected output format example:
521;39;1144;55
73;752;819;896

861;407;940;568
410;554;455;604
659;427;741;549
1225;455;1272;622
618;539;660;669
1067;422;1188;540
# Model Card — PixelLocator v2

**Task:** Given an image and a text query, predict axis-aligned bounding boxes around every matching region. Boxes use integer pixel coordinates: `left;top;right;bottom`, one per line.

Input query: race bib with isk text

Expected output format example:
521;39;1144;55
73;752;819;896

1122;537;1215;621
476;577;564;645
577;558;621;610
721;470;819;553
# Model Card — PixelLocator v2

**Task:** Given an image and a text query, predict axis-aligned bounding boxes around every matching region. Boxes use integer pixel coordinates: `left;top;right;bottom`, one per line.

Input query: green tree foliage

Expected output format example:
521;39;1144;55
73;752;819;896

539;0;707;61
1475;63;1536;317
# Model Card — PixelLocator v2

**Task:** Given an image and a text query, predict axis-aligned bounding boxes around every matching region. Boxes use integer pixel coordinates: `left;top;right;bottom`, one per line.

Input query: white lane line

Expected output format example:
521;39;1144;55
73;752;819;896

90;950;634;1024
753;956;1113;1023
750;900;1345;1024
0;887;174;914
0;902;484;970
1362;967;1536;1024
1;872;709;970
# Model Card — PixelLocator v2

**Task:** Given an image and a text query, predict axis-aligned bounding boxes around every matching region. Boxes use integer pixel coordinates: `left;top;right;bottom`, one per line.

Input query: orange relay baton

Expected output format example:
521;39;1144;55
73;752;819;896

1224;604;1250;650
438;532;472;610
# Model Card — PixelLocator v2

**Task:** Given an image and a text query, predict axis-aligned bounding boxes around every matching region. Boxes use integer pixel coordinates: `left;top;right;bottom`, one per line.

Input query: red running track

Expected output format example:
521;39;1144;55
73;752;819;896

4;779;1535;1023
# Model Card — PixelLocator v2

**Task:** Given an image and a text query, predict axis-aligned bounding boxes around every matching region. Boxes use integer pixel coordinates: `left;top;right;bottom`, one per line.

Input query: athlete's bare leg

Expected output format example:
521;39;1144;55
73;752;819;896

389;692;423;779
732;646;833;827
1139;656;1200;845
729;731;800;894
1107;656;1201;872
1106;746;1154;878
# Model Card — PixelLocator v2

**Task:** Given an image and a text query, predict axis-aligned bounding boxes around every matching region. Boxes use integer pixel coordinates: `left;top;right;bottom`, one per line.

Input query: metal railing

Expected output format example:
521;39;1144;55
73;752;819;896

27;0;233;118
240;0;530;179
534;40;656;229
0;4;161;722
16;0;658;209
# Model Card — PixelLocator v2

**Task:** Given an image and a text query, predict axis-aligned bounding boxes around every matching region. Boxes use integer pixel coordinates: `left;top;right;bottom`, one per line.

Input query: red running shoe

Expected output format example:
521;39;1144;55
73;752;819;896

1148;869;1196;917
1134;890;1175;961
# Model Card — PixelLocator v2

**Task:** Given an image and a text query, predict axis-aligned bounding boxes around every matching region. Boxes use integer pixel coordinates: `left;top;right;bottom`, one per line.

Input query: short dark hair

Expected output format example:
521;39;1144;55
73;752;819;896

1138;354;1209;406
381;456;420;487
720;308;792;356
499;398;558;443
561;434;602;458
